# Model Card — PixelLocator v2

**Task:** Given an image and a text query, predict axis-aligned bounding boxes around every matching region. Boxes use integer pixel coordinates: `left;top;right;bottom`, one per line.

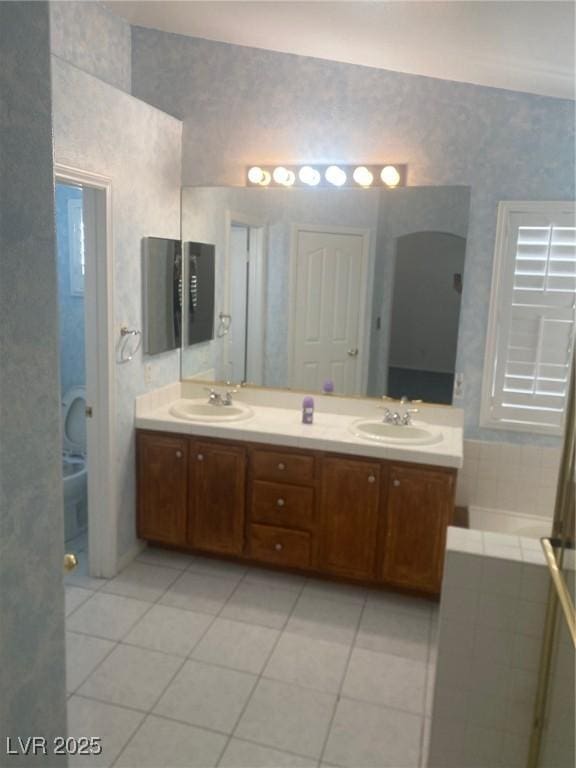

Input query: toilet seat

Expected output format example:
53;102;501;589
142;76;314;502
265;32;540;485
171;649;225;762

62;386;86;455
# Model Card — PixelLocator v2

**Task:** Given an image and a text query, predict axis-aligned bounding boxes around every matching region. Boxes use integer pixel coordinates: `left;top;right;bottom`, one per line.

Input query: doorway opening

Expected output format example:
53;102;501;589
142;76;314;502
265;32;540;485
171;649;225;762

56;167;116;580
226;221;265;385
387;231;466;404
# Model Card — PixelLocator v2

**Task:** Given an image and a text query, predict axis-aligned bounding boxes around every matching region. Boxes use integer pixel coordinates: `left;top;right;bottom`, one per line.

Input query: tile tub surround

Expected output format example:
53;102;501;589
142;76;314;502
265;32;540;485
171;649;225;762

457;439;561;522
65;547;437;768
428;527;552;768
135;382;464;469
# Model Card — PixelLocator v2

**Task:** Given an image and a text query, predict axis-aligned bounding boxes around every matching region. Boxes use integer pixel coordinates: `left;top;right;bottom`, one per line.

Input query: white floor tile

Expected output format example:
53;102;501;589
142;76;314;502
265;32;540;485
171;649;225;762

154;660;257;733
323;697;422;768
221;582;299;629
67;696;144;767
364;591;434;619
115;714;226;768
191;618;279;674
123;604;214;657
264;632;350;693
300;579;366;605
66;592;150;641
243;567;307;592
186;555;247;582
342;647;426;714
356;604;431;661
65;587;94;617
219;738;317;767
160;571;237;615
101;561;180;603
235;678;336;759
77;644;182;711
66;631;115;692
136;546;195;571
285;595;362;646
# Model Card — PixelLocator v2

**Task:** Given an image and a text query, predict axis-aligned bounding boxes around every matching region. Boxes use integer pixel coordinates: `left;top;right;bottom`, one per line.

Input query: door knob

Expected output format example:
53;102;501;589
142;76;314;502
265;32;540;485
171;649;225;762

175;450;183;459
274;543;283;551
368;475;376;484
64;553;78;572
393;479;401;487
276;498;285;507
347;349;359;357
198;454;204;461
277;462;286;471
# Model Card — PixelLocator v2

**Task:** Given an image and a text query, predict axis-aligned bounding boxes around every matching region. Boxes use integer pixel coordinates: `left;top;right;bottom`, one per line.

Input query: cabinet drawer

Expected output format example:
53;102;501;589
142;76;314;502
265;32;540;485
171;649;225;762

249;523;311;569
252;449;315;485
251;481;314;530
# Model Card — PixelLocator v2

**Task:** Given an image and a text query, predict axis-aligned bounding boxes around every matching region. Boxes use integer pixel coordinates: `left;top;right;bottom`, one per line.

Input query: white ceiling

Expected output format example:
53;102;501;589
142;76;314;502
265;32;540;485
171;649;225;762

108;1;576;99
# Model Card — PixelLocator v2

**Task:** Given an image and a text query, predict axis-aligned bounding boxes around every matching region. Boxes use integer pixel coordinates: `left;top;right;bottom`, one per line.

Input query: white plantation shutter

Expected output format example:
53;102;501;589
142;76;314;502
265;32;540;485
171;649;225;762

481;202;576;435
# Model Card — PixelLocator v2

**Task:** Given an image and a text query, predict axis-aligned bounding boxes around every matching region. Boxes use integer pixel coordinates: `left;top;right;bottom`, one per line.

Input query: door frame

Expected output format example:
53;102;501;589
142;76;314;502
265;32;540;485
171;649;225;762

223;209;267;384
287;223;373;395
55;164;117;578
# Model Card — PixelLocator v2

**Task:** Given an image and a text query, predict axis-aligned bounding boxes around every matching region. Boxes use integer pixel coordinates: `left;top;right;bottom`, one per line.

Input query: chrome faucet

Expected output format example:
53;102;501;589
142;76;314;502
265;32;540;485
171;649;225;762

381;395;419;426
204;386;237;406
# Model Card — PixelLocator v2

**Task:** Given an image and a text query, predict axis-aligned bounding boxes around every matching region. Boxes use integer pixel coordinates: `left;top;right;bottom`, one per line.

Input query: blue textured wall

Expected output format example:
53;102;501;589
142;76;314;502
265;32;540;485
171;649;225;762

50;0;131;92
56;182;86;398
0;0;67;749
132;28;575;444
52;57;183;561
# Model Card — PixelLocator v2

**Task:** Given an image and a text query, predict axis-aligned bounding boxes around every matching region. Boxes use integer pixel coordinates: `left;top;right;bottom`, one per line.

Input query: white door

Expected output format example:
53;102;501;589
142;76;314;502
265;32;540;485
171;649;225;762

292;230;365;395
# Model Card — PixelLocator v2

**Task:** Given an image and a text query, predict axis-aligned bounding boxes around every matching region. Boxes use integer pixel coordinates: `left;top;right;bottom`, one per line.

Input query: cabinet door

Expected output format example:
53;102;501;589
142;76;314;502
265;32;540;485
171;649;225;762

188;441;247;555
319;456;380;579
137;432;188;546
381;465;454;593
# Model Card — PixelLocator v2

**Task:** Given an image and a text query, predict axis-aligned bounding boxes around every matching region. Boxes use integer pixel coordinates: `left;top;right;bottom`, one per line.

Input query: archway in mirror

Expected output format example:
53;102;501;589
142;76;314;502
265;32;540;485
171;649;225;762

386;231;466;405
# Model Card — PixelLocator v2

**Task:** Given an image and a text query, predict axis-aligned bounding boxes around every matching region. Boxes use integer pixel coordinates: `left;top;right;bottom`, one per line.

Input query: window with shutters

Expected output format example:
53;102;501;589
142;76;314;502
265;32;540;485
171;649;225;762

481;201;576;436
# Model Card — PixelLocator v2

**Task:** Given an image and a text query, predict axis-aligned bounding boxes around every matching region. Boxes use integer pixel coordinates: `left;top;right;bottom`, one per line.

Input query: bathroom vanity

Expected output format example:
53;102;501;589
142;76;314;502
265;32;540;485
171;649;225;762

135;386;462;595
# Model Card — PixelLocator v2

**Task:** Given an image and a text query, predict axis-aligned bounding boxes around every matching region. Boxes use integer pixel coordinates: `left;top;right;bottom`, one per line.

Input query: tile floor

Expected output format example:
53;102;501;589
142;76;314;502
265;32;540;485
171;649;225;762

65;548;438;768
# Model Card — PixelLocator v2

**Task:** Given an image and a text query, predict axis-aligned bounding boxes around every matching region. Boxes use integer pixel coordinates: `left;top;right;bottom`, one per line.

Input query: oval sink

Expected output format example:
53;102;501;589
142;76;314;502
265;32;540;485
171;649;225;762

170;399;254;423
350;420;442;446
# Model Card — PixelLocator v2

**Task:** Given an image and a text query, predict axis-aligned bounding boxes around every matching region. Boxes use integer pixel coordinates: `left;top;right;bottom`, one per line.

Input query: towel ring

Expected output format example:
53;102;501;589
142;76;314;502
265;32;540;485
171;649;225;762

118;326;142;363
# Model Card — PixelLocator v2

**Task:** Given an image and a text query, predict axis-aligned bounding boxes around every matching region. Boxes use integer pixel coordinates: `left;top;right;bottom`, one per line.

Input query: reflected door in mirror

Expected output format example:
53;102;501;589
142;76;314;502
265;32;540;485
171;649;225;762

292;229;366;395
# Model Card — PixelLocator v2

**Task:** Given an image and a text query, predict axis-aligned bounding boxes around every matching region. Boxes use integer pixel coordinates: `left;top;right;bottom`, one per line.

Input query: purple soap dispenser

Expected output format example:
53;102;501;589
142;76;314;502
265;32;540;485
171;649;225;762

302;396;314;424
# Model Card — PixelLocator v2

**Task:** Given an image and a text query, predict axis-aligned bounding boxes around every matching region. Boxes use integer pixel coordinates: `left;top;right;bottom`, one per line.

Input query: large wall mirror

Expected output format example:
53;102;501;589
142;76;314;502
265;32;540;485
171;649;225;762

181;185;470;404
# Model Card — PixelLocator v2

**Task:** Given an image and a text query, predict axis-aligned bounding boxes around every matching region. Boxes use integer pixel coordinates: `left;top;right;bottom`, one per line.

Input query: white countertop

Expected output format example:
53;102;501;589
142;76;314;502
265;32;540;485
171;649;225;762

135;391;463;469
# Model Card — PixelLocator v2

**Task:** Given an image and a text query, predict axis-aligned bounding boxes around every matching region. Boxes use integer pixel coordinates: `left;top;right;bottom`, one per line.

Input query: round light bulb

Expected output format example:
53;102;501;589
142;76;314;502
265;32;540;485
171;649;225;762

325;165;347;187
247;166;265;184
259;170;271;186
353;166;374;187
273;166;295;186
299;166;321;186
380;165;401;188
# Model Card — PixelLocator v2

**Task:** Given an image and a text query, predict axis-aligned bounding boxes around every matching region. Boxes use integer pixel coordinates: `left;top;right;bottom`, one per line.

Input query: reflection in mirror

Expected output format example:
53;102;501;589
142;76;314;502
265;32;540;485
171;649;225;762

142;236;181;355
183;241;215;346
181;186;471;403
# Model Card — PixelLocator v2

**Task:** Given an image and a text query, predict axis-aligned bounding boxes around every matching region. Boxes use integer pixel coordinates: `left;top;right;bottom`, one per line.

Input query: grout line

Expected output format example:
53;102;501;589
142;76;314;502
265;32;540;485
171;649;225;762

317;592;368;766
418;606;437;767
214;572;309;766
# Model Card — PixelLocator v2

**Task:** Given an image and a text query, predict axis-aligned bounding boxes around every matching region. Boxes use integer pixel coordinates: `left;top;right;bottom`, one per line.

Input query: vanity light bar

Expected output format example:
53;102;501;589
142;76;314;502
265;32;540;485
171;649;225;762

246;164;407;189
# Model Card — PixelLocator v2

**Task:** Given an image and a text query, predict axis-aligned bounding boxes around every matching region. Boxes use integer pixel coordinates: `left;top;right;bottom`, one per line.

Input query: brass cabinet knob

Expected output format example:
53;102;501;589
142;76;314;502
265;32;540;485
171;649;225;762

175;450;183;459
277;462;286;471
393;479;401;487
368;475;376;484
274;543;283;551
198;454;204;461
64;553;78;572
276;498;285;507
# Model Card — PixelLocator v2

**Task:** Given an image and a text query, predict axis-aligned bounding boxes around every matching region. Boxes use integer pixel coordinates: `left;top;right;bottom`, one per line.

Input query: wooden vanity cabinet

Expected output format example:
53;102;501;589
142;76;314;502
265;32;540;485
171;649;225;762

136;429;456;595
136;432;188;546
318;456;382;580
380;464;455;593
187;440;246;555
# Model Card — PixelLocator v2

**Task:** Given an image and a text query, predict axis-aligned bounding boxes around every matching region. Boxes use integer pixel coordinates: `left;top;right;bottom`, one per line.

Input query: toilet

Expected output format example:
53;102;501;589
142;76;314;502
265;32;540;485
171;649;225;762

62;386;87;542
